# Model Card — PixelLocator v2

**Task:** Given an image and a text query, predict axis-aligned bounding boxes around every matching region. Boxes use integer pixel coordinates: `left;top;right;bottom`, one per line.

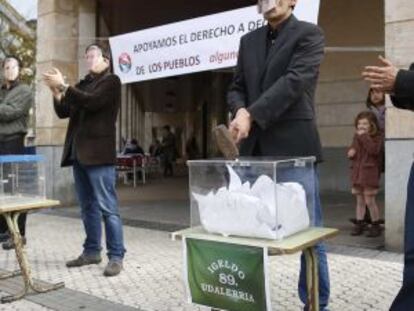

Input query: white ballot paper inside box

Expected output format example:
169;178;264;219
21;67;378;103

192;165;310;240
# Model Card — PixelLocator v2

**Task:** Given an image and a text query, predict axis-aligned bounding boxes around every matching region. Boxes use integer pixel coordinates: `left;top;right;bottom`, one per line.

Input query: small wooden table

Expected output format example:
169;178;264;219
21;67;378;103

0;199;65;303
172;226;339;311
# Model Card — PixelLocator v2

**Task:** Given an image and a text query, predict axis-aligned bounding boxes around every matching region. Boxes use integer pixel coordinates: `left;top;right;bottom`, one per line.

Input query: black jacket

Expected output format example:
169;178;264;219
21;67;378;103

54;69;121;167
227;15;325;161
391;63;414;110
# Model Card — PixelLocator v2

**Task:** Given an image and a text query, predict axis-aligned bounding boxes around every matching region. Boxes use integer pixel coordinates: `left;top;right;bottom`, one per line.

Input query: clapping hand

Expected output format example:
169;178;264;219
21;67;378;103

362;56;399;93
42;68;65;89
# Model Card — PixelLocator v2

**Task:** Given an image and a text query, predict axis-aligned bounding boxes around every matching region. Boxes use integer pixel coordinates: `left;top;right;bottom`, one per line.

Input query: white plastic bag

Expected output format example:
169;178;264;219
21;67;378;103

192;165;310;240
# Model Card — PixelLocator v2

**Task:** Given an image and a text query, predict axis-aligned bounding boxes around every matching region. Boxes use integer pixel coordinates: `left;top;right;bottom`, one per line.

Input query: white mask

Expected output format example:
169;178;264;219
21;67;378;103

85;47;106;73
3;58;19;82
257;0;279;14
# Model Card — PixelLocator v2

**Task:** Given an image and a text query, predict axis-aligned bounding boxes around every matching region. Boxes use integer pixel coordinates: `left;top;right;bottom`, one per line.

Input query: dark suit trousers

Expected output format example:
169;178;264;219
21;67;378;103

390;163;414;310
0;135;27;236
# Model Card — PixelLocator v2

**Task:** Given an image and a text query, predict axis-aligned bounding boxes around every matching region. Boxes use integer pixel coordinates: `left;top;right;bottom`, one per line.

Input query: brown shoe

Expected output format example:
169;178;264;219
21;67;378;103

366;222;382;238
66;254;102;268
351;220;365;236
213;125;239;160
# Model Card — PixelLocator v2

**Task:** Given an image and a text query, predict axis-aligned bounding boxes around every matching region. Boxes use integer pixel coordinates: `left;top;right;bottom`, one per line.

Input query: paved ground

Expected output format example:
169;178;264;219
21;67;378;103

0;213;402;311
0;173;396;310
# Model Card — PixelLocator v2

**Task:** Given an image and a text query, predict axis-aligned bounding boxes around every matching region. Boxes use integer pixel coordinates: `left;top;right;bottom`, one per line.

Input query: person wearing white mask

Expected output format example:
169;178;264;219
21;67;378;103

42;43;126;277
227;1;330;310
0;55;33;250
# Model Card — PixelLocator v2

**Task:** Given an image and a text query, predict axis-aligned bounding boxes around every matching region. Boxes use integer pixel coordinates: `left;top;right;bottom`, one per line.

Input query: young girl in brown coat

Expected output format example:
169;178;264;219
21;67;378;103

348;111;384;237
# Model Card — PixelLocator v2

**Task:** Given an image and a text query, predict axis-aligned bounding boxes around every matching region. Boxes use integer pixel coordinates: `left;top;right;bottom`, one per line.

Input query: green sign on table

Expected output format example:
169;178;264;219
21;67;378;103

184;238;271;311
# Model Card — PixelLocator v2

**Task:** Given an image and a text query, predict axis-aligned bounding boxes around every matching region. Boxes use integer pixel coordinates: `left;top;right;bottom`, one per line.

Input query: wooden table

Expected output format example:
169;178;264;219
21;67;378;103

172;226;339;311
0;199;65;303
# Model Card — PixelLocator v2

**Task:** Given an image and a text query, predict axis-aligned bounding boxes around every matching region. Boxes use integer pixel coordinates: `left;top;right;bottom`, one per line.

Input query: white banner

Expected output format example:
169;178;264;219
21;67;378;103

109;2;321;84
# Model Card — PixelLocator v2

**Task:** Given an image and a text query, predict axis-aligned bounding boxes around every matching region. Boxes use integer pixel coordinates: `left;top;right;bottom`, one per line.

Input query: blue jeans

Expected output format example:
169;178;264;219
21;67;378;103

390;163;414;310
73;161;126;261
235;164;330;310
297;170;330;311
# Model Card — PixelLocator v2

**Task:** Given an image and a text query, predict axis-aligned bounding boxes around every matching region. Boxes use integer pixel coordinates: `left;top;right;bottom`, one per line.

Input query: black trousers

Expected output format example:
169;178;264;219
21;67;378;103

162;154;174;177
0;135;27;236
390;163;414;310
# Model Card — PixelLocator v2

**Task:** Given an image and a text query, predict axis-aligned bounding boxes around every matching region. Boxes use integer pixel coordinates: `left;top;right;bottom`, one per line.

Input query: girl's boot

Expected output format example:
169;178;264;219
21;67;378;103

367;221;382;237
351;220;365;236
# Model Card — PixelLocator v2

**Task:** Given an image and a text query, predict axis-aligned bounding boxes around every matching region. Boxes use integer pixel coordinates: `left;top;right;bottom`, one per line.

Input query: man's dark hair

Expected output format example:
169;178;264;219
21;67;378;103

85;43;110;60
3;55;21;68
163;125;171;132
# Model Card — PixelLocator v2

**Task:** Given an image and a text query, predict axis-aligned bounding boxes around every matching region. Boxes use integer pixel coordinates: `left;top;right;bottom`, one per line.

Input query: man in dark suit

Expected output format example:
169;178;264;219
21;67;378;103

42;44;126;277
363;56;414;310
227;0;329;309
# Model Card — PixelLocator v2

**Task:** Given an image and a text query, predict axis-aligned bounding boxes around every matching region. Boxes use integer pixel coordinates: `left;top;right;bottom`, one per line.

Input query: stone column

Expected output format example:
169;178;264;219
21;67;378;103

36;0;96;205
317;0;384;192
384;0;414;251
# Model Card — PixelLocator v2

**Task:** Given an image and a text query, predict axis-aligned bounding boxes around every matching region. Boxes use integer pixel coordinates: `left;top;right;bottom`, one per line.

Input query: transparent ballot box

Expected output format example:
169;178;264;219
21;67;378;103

188;157;316;240
0;155;46;205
